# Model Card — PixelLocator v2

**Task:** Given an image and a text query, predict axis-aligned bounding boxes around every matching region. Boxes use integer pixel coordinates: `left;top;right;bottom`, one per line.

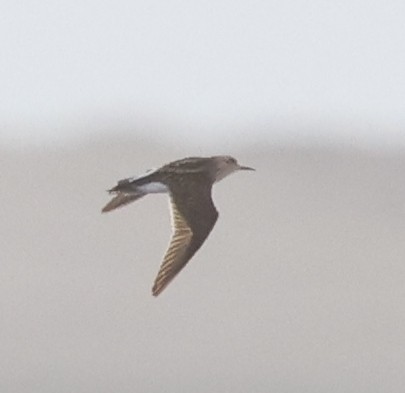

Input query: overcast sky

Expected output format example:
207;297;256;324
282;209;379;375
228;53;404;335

1;0;404;146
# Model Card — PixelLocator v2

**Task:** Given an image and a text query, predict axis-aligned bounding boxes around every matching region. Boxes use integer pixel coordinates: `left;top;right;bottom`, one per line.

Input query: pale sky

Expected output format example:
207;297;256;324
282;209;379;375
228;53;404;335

1;0;405;146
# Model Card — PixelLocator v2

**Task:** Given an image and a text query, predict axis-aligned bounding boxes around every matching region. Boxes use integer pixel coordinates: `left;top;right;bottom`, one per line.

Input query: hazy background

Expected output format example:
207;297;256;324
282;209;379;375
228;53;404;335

1;1;405;392
1;0;405;147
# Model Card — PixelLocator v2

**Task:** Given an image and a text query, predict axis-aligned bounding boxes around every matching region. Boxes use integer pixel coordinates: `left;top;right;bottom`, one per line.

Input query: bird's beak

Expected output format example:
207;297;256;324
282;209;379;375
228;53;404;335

238;165;255;171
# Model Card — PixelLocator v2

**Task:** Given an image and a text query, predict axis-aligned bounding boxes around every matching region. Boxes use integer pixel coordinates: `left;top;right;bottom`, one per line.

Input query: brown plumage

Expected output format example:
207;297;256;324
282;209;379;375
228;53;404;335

102;156;254;296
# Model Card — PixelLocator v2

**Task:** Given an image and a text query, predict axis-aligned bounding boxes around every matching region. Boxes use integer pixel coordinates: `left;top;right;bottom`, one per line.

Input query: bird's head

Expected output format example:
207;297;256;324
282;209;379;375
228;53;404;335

211;155;255;182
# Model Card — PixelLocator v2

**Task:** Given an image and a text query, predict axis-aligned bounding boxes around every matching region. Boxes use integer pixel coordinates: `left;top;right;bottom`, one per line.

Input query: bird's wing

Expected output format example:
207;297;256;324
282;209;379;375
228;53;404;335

101;192;145;213
152;176;218;296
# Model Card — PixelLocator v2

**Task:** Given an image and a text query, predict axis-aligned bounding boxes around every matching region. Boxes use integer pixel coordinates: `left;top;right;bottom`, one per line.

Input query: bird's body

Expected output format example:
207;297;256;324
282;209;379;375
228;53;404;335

102;156;254;296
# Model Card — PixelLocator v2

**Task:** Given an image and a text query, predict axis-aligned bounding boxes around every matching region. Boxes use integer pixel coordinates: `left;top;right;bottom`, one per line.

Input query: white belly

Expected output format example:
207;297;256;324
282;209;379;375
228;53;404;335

138;182;169;194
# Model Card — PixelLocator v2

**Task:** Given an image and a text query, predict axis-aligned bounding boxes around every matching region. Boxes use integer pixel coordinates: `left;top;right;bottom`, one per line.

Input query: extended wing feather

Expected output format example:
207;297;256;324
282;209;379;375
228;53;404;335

152;174;218;296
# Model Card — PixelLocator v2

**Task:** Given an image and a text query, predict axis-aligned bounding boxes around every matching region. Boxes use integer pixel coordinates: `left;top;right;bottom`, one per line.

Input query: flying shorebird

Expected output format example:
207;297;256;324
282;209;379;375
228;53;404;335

102;156;254;296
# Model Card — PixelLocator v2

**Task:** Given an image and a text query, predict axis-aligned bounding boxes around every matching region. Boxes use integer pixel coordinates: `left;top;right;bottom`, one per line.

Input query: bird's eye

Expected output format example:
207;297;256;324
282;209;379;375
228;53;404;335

226;157;236;164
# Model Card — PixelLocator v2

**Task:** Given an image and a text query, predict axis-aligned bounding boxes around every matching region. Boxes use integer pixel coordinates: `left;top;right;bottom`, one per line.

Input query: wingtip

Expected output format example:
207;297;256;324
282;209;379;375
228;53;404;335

151;286;161;297
152;281;170;297
101;200;116;213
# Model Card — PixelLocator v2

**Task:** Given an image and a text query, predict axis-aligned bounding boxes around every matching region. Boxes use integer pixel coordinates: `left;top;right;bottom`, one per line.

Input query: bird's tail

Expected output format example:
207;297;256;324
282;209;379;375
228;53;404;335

101;192;145;213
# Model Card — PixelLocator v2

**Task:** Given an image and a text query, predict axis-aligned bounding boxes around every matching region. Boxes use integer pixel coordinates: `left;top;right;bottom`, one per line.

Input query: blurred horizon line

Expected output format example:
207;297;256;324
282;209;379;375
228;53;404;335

1;116;404;152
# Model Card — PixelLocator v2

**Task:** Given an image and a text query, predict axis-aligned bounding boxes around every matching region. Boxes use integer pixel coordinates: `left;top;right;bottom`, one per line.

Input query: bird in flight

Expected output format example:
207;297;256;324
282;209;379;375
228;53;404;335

102;156;254;296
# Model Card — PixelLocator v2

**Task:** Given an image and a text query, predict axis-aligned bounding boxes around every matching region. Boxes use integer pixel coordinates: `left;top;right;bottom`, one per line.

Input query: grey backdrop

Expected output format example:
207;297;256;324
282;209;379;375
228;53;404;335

1;139;404;392
2;1;405;390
